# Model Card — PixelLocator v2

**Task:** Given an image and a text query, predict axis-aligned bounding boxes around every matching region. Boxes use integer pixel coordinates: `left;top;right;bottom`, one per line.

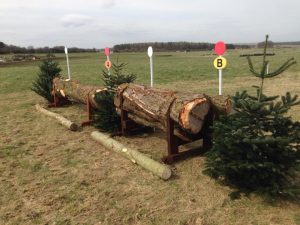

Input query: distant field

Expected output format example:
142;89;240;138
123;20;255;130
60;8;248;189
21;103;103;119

0;48;300;224
1;47;300;117
2;47;300;87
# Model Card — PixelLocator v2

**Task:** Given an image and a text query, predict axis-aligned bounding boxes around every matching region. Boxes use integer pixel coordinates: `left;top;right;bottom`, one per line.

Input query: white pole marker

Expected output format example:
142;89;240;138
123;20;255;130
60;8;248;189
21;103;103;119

214;41;227;96
64;46;71;80
213;56;227;96
219;69;222;95
147;46;154;87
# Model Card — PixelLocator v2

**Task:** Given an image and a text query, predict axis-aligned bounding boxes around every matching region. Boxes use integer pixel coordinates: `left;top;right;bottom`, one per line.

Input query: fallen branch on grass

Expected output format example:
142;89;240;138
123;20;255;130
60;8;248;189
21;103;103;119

35;104;78;131
91;131;172;180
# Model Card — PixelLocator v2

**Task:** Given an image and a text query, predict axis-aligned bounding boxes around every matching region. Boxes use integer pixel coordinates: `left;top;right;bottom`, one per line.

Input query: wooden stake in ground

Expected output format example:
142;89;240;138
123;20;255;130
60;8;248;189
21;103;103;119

35;104;78;131
91;131;172;180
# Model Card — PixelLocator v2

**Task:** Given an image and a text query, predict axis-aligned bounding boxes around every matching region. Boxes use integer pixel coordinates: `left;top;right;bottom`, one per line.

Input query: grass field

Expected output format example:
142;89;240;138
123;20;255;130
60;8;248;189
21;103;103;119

0;48;300;225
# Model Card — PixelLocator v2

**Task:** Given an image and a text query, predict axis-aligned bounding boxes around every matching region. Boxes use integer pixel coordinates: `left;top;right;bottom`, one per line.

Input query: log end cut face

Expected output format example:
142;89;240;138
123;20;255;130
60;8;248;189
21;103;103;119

179;98;210;134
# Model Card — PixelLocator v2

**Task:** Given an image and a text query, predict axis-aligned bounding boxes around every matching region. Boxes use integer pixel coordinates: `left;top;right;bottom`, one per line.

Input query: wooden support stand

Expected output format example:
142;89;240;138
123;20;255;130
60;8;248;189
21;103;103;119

162;109;213;164
81;94;93;127
120;93;141;136
48;84;69;108
119;94;214;164
49;85;93;127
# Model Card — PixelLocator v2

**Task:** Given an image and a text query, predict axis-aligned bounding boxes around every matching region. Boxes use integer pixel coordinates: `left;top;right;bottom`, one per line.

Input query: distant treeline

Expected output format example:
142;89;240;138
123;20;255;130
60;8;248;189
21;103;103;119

113;42;251;52
275;41;300;46
3;40;298;55
0;41;97;54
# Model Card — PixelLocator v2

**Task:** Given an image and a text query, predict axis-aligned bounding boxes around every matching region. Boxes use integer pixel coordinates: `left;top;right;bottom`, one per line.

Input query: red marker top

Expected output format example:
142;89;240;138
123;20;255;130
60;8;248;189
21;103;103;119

214;41;226;55
104;47;110;56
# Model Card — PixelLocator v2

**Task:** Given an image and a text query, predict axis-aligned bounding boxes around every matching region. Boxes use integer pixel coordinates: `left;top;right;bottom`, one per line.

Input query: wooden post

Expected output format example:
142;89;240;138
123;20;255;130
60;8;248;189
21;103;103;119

163;107;179;164
120;93;128;136
202;109;214;149
81;94;93;126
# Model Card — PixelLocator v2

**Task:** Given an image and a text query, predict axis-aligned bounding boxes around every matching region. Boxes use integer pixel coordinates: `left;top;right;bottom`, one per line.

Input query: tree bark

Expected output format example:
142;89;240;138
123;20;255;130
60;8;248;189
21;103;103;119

204;94;232;115
53;78;107;109
51;79;232;134
114;83;211;134
91;131;172;180
35;104;78;131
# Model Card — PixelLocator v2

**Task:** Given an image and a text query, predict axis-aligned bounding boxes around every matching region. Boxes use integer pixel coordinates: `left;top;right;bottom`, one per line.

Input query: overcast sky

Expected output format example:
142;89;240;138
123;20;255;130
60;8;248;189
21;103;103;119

1;0;300;48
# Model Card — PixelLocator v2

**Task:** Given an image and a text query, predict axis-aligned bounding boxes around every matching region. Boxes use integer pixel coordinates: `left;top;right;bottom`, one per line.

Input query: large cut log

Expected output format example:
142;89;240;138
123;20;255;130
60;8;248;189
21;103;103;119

53;77;107;109
35;104;78;131
204;95;232;115
114;83;211;134
91;131;172;180
52;78;232;134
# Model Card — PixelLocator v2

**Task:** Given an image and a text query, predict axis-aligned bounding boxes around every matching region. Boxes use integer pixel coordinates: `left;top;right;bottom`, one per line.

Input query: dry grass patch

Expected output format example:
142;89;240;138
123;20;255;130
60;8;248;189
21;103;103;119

0;50;299;224
0;89;299;225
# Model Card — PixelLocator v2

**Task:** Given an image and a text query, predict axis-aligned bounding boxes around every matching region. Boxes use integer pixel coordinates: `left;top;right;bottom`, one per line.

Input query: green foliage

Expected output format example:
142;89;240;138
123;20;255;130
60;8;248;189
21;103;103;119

102;62;136;90
93;62;136;132
204;35;299;199
247;35;296;100
204;89;300;198
113;42;237;52
31;57;61;102
93;92;121;133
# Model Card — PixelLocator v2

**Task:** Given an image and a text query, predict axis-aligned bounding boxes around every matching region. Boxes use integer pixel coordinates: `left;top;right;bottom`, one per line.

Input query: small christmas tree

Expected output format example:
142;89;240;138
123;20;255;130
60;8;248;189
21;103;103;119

204;35;300;199
31;56;61;102
93;62;136;132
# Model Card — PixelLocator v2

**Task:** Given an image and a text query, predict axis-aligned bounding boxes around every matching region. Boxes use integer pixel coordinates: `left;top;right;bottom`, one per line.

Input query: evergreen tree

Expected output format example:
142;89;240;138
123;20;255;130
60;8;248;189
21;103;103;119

93;62;136;132
31;56;61;102
204;35;300;199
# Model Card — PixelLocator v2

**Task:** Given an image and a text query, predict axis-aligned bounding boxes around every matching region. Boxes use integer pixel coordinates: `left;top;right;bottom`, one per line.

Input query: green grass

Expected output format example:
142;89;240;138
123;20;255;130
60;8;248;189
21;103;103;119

0;48;299;225
2;48;299;92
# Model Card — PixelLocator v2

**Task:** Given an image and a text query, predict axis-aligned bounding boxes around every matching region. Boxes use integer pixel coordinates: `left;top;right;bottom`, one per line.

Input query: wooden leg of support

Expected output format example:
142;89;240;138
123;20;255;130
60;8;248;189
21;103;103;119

121;107;129;136
48;84;59;107
163;115;179;164
202;109;214;149
81;96;93;126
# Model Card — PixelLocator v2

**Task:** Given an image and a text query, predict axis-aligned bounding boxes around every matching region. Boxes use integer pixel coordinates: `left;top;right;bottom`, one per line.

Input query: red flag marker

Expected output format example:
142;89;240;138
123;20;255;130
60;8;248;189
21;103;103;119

214;41;226;55
104;47;110;56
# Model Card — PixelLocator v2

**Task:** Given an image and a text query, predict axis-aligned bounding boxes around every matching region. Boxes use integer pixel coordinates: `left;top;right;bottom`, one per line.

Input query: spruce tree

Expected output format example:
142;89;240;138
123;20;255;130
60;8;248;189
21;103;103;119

204;35;300;199
93;62;136;132
31;56;61;102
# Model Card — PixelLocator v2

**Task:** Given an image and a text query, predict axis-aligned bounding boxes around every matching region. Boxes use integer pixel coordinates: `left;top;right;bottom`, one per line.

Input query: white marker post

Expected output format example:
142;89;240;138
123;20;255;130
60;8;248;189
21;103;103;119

64;46;71;80
214;41;227;96
219;69;222;95
147;46;154;87
213;56;227;96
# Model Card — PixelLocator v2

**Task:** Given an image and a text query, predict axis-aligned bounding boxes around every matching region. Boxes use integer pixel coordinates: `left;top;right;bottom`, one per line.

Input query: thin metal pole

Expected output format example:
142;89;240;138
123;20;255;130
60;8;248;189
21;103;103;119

150;56;153;87
66;53;71;80
219;69;222;95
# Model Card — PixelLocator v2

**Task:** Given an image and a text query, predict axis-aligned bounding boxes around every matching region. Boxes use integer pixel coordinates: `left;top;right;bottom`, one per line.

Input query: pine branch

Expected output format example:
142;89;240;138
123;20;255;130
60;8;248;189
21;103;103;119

260;60;269;77
31;57;61;102
247;56;261;77
93;62;136;132
262;34;269;68
264;58;297;78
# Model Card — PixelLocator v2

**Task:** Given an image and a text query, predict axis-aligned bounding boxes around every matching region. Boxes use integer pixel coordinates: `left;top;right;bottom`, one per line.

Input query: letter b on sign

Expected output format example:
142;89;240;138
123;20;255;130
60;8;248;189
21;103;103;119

214;56;227;70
